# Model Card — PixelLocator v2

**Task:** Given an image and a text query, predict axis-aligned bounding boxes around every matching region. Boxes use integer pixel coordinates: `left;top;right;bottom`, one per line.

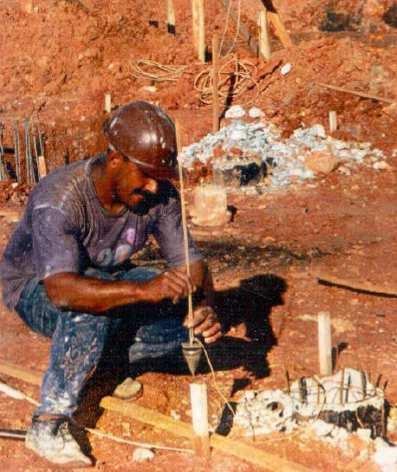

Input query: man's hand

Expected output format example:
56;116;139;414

142;268;194;304
185;306;222;344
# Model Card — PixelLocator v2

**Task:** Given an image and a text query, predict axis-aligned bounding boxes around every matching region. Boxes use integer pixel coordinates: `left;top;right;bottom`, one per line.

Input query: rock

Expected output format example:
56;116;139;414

225;105;246;119
113;377;143;400
305;151;339;174
132;448;155;463
280;63;292;75
373;161;390;170
338;165;352;176
311;420;334;437
248;107;263;118
373;442;397;472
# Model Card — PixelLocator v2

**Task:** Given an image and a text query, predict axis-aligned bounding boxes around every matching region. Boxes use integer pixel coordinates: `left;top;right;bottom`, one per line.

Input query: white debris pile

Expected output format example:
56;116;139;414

234;368;384;437
233;368;390;468
179;108;390;190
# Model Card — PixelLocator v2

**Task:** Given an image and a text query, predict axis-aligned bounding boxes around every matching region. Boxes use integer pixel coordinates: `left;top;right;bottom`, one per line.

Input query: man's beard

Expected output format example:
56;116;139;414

129;190;159;215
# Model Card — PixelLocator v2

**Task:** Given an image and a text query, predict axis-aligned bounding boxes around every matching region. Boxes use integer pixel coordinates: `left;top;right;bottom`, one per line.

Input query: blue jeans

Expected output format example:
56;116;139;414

15;267;188;418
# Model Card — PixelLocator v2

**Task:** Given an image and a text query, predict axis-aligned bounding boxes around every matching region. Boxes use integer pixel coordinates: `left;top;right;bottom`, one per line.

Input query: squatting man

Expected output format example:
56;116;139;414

0;101;222;467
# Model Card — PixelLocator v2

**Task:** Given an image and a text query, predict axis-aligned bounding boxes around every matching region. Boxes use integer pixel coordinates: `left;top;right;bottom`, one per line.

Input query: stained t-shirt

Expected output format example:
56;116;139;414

0;154;201;310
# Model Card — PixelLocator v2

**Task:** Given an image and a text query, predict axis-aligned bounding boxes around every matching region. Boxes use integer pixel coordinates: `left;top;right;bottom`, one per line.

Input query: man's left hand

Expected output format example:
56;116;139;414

185;306;222;344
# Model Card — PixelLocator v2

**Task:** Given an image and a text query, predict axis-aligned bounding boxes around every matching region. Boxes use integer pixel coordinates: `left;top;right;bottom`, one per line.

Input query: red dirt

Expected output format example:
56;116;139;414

1;0;397;470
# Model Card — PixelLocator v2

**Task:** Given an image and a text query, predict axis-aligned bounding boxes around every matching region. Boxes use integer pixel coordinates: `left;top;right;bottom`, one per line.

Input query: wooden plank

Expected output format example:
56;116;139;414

315;271;397;297
0;362;312;471
317;82;396;105
0;361;42;386
100;396;311;472
0;209;22;223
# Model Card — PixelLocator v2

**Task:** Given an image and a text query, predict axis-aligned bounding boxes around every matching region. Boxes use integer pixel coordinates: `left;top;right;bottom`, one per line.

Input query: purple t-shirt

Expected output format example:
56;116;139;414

0;154;201;310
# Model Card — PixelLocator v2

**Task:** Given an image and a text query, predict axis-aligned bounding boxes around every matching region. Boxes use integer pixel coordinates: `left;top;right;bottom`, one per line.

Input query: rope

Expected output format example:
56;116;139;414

194;54;258;105
219;0;242;57
130;60;188;83
196;337;236;419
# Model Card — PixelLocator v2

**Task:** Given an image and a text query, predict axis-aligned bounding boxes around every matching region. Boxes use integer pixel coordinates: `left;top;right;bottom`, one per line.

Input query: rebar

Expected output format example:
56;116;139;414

23;118;36;185
13;122;21;182
0;122;6;181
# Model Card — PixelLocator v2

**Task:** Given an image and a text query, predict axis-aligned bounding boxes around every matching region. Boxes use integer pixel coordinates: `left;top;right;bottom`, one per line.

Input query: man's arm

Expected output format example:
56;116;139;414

44;267;193;313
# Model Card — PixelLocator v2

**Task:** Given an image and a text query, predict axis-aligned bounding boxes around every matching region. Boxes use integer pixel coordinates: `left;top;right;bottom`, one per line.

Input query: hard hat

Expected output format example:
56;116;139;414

103;101;177;179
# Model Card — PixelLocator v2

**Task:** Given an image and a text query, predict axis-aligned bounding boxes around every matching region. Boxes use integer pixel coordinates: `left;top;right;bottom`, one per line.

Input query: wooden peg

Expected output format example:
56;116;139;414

104;93;112;113
37;155;47;179
166;0;176;34
192;0;205;62
318;311;332;376
258;9;271;60
329;111;337;133
212;34;220;132
190;383;211;458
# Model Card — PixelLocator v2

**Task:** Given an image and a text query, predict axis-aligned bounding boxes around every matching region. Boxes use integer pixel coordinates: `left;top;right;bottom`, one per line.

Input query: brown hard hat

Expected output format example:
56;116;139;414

103;101;177;179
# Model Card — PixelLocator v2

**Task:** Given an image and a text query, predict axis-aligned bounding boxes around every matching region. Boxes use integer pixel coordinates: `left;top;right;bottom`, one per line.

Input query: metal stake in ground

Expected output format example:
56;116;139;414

175;120;202;376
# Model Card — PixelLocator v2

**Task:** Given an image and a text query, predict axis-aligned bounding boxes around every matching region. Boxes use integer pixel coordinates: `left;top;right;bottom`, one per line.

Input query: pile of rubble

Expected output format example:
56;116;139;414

179;106;391;192
233;368;397;471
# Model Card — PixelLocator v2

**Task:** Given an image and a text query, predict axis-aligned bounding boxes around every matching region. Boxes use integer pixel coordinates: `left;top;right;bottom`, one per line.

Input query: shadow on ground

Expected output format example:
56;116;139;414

76;273;287;427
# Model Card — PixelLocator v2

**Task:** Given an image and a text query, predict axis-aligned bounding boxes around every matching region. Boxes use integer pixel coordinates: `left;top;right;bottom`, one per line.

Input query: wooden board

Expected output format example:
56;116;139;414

0;360;311;472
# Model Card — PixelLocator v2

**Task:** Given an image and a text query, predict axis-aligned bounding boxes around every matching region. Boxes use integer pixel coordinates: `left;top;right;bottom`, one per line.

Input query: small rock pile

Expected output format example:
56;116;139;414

179;106;391;191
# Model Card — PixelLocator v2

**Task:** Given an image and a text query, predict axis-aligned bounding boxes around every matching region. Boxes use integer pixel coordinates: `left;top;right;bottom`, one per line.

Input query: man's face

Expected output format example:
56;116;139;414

115;160;159;215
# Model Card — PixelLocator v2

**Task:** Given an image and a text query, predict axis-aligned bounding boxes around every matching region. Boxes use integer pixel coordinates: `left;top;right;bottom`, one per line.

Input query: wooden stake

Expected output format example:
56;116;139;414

318;82;396;105
314;271;397;297
212;34;220;133
0;360;312;472
104;93;112;113
192;0;205;63
189;383;210;458
166;0;176;34
267;10;293;48
37;155;47;179
318;311;332;376
258;10;271;61
175;121;193;340
329;111;337;133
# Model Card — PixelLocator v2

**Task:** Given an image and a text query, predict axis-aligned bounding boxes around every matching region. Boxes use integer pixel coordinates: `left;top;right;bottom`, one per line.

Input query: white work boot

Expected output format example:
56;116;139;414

25;416;93;467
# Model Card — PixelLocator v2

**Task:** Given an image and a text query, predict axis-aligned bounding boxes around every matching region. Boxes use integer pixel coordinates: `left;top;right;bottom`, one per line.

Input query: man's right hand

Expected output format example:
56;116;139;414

142;268;194;304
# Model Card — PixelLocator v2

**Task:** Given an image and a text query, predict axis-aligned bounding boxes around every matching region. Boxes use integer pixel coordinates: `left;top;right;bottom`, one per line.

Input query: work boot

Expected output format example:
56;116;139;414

112;377;143;400
25;416;93;467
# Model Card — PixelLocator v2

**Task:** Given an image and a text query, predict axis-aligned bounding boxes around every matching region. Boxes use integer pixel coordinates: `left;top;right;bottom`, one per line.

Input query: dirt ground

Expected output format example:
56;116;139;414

1;0;397;470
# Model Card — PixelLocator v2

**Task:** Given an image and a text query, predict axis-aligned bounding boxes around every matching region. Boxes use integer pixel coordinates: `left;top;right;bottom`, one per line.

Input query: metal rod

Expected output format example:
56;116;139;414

13;122;20;182
0;122;6;181
285;369;290;394
175;120;194;344
345;374;351;403
339;368;345;405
